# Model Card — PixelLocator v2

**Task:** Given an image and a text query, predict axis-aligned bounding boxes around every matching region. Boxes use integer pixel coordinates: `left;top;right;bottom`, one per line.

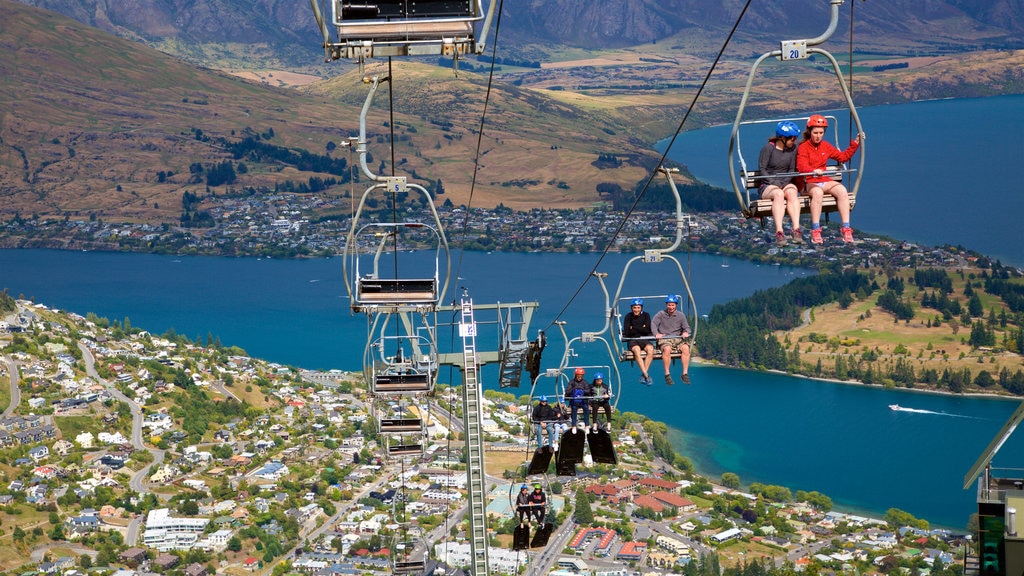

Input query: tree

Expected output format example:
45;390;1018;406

228;536;243;552
573;489;594;525
721;472;740;489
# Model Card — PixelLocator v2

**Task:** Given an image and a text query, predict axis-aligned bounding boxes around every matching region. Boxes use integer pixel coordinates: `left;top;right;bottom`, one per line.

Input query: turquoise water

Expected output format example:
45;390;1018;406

1;247;1020;528
664;95;1024;267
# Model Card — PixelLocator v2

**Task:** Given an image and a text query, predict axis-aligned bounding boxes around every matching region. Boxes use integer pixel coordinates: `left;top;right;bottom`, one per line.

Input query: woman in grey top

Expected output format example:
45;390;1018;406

758;120;803;246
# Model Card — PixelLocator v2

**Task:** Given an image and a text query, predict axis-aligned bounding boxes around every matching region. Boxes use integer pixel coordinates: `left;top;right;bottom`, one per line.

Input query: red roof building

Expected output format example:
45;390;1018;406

633;494;665;513
617;542;647;561
638;477;681;491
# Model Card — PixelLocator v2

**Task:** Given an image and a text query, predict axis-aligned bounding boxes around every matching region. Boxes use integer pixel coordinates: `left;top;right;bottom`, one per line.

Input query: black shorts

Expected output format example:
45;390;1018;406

626;339;653;350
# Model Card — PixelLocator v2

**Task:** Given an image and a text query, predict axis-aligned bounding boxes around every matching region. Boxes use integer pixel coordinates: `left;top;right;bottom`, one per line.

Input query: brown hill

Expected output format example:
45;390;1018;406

0;0;661;224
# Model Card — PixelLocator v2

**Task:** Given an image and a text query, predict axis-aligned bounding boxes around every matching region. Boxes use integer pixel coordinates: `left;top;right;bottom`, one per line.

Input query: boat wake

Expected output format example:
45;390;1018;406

889;404;977;418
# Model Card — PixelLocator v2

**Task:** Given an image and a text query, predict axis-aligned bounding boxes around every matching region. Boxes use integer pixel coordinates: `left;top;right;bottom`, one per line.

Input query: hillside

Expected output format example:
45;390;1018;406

0;0;661;225
3;0;1024;227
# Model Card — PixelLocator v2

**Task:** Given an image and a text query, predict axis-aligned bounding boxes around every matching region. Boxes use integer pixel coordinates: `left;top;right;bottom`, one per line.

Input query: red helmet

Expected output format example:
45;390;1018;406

574;367;585;376
807;114;829;129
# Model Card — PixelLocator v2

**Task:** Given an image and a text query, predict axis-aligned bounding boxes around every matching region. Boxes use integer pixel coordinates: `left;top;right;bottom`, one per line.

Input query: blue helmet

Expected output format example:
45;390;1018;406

665;294;680;304
776;121;800;138
539;395;547;402
631;298;643;306
520;484;528;490
593;372;604;380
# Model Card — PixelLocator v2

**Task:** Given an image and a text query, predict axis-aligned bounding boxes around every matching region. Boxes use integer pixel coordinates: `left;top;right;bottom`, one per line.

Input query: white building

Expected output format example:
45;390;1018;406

434;542;522;574
196;528;234;551
142;508;210;551
76;432;95;449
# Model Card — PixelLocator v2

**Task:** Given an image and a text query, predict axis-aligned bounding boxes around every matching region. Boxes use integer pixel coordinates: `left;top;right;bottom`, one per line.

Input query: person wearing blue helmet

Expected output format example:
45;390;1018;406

531;395;554;449
652;294;692;385
759;120;804;247
622;297;656;385
515;484;532;526
589;372;612;432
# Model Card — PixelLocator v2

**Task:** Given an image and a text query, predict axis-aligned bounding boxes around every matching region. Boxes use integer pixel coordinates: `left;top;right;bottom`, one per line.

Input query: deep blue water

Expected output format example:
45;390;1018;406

663;95;1024;267
2;247;1022;529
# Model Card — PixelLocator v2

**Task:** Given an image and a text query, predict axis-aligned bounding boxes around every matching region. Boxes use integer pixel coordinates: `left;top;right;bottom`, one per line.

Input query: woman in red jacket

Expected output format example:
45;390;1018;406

796;114;865;244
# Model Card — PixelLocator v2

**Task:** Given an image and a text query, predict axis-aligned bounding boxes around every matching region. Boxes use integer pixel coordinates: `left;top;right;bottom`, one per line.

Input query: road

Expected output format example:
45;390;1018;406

30;543;98;563
2;355;20;417
262;471;394;576
78;342;166;545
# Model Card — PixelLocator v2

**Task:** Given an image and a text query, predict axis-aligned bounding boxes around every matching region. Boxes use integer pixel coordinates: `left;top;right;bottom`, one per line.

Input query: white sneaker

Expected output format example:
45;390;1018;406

553;442;559;451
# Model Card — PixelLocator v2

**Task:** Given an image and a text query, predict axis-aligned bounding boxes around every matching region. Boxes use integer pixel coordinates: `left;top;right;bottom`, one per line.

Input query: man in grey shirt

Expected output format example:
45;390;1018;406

651;294;691;385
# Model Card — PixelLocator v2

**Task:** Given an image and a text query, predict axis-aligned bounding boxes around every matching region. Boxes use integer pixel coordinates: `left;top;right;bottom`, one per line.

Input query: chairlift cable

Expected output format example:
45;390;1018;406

542;0;753;330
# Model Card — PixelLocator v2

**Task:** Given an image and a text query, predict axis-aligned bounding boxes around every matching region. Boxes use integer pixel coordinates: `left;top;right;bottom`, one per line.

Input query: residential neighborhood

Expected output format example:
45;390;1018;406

0;296;973;576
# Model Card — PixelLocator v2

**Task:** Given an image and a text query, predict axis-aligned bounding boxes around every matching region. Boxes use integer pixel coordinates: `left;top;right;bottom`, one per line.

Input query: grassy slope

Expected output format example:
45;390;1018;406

778;268;1023;393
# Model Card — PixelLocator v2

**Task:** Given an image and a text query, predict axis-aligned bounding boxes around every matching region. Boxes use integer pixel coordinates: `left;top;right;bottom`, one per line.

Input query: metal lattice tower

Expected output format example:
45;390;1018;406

459;297;489;575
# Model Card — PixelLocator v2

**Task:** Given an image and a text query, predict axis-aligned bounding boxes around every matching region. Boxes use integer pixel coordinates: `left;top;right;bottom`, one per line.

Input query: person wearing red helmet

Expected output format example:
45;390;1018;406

796;114;865;244
759;120;804;247
566;367;592;428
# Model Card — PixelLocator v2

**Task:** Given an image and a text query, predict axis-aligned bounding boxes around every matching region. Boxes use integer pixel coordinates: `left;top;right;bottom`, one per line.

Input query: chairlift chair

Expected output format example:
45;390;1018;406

727;0;865;222
733;115;857;225
311;0;495;61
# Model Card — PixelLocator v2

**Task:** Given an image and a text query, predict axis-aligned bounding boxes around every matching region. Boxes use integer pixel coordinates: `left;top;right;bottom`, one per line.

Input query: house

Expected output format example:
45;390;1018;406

154;553;180;570
184;563;208;576
251;461;289;481
53;439;75;456
29;445;49;462
76;432;95;448
118;548;149;566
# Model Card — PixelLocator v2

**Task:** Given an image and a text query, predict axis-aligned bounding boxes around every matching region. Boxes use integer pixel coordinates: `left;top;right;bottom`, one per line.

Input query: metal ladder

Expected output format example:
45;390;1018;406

459;296;489;576
497;338;528;388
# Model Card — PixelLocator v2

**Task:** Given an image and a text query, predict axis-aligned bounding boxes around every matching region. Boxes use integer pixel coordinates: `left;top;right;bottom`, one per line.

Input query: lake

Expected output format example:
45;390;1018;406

2;246;1021;529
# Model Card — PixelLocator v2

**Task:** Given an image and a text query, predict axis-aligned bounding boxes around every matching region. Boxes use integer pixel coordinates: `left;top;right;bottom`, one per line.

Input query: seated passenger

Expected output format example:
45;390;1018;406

566;368;592;428
623;298;655;385
589;372;612;432
531;396;554;449
652;294;692;385
515;484;532;526
759;120;803;246
796;114;864;244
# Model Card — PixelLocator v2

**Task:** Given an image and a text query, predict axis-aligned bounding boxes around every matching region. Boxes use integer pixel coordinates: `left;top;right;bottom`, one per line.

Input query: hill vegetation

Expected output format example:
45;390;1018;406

698;261;1024;395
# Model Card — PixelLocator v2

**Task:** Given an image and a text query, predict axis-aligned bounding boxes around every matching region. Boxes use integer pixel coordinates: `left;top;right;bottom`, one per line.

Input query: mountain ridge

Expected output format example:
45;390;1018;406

12;0;1024;71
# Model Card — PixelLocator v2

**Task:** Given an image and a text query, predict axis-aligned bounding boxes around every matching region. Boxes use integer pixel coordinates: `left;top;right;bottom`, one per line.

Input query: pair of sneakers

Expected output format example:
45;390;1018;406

776;229;807;246
664;373;691;385
639;374;652;385
810;226;855;244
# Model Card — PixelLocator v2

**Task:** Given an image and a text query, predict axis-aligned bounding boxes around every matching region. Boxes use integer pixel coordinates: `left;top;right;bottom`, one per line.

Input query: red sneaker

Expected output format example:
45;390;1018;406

811;228;823;244
841;227;854;243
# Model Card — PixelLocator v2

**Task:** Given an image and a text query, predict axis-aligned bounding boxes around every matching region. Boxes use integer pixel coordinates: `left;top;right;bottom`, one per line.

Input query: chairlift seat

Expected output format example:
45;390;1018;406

393;560;426;574
373;373;432;393
742;169;856;222
357;278;437;305
619;339;687;363
333;0;478;44
380;418;423;433
388;443;423;456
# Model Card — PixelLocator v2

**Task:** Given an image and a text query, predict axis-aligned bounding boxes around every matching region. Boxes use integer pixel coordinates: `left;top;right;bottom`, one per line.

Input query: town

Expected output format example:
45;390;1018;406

0;295;971;576
0;198;1009;274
